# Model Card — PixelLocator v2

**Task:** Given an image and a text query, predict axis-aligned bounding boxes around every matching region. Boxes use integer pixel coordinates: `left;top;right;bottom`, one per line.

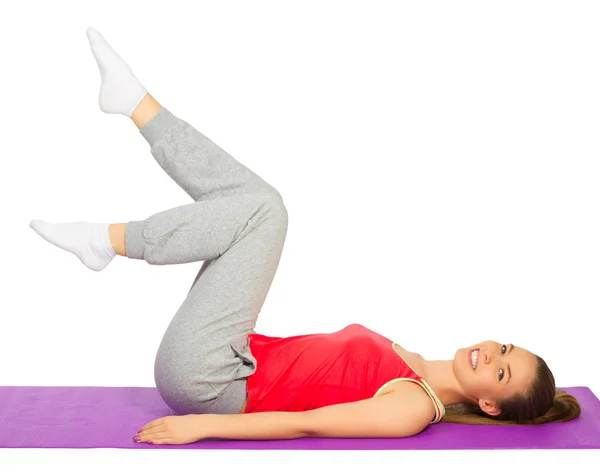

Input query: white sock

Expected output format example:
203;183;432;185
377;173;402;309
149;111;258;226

86;27;148;117
29;220;117;272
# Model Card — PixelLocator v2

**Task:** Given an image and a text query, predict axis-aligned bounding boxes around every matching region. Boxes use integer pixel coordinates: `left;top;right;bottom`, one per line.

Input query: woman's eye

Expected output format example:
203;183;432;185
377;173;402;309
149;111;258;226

499;368;504;381
501;344;507;354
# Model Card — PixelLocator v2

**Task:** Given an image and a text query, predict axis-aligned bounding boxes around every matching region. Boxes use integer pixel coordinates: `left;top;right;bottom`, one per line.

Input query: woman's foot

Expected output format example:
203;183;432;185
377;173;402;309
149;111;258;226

29;220;119;271
86;27;147;117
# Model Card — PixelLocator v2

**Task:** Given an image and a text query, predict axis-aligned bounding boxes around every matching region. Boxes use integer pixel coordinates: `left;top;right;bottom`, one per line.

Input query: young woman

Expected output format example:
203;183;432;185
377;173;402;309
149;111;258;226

30;28;581;445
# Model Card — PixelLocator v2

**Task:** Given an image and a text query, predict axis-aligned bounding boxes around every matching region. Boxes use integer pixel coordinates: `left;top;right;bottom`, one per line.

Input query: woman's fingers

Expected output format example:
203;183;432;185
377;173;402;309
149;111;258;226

138;417;165;433
136;430;166;443
136;418;167;442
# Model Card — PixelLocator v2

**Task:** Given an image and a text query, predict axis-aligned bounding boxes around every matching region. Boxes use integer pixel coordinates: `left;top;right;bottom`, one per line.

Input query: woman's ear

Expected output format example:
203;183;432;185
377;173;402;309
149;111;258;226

478;398;501;416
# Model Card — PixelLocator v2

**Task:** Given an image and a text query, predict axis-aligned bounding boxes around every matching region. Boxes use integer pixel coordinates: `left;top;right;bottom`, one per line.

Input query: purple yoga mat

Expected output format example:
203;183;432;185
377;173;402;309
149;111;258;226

0;385;598;449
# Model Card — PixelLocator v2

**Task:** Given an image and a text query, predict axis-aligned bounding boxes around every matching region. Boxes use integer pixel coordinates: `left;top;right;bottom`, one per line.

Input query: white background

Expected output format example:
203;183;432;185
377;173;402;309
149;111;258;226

1;0;599;468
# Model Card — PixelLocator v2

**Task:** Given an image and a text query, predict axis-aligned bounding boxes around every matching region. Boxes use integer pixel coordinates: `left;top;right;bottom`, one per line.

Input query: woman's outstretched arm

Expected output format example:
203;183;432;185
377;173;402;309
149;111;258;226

135;384;434;444
135;411;309;445
200;388;432;441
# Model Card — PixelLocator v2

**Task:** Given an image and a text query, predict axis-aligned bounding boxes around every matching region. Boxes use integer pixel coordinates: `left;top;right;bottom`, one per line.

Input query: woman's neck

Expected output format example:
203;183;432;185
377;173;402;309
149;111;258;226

418;358;472;407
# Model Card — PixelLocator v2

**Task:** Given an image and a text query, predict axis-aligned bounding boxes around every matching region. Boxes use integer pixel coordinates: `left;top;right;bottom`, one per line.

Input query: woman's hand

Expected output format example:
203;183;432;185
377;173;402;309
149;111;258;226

134;414;209;445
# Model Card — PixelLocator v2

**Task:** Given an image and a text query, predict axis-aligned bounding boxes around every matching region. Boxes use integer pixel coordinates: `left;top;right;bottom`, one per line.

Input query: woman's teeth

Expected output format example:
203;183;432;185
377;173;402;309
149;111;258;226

470;350;479;370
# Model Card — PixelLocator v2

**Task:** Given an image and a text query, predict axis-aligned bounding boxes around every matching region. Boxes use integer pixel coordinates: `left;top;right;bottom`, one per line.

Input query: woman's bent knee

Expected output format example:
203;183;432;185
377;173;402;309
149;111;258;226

155;377;219;414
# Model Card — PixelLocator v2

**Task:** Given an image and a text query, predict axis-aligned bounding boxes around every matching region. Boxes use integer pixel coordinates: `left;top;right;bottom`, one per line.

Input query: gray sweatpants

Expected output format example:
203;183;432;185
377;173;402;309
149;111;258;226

124;107;288;415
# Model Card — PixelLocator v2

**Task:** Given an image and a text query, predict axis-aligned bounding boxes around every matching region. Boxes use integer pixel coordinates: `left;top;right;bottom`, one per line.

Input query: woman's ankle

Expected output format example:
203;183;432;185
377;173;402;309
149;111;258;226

131;93;162;130
108;223;128;257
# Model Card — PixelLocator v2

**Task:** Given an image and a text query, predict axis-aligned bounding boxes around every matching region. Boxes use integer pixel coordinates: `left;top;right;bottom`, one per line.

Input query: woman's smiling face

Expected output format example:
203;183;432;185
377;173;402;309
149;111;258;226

454;340;538;415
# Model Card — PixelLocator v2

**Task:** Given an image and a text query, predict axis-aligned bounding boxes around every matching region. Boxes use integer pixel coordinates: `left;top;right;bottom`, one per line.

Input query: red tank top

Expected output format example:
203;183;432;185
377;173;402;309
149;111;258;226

245;323;445;424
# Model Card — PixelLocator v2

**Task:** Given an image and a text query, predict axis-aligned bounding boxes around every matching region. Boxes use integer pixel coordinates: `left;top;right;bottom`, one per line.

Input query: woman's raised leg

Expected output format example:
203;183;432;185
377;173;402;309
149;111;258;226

83;28;289;415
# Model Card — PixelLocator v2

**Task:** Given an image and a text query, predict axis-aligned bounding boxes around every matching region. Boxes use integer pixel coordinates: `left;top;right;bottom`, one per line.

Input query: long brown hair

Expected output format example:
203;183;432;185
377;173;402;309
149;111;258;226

440;355;581;425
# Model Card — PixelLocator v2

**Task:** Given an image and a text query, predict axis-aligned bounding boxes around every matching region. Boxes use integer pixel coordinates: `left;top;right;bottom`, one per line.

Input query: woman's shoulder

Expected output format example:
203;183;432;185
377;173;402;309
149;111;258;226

382;379;437;423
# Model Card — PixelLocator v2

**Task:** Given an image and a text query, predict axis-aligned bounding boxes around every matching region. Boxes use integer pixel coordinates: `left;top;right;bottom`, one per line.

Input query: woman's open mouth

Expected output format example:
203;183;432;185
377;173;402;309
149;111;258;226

468;349;480;370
